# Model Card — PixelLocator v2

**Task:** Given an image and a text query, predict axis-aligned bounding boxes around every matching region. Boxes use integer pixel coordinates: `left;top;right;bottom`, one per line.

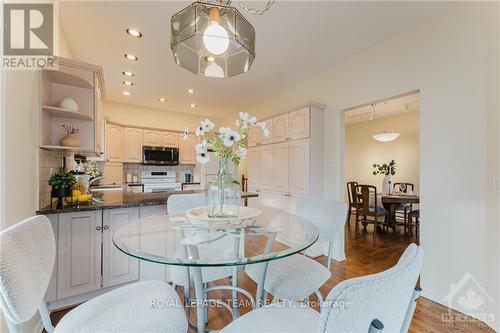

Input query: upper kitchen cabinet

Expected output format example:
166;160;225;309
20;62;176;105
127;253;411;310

105;123;124;162
272;113;290;143
247;126;260;147
40;57;105;155
179;133;196;164
124;127;143;163
162;131;179;148
143;129;162;147
259;118;273;145
290;108;310;140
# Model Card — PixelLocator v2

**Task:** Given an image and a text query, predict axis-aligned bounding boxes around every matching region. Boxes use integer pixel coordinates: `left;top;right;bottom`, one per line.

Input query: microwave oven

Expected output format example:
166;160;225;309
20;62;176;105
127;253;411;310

143;146;179;165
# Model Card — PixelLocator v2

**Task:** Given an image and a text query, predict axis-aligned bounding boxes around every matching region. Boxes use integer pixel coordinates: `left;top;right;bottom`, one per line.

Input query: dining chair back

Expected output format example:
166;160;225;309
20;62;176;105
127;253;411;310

0;216;55;332
296;199;347;269
346;181;359;224
355;185;388;237
167;192;207;214
317;243;423;333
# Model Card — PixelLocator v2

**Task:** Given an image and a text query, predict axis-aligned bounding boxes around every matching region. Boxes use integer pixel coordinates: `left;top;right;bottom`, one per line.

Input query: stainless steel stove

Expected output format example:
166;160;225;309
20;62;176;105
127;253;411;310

141;171;182;193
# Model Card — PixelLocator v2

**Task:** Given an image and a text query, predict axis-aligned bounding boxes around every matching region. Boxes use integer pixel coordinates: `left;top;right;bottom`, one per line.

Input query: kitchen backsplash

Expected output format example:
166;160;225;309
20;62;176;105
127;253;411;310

39;149;65;208
123;163;195;183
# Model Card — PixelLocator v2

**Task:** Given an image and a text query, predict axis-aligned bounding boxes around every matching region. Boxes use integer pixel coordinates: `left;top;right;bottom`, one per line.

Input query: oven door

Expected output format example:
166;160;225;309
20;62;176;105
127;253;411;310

143;146;179;165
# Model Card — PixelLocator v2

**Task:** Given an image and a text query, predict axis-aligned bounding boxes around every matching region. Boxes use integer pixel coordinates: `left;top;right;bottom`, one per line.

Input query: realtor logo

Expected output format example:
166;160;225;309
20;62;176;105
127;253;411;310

3;3;53;55
441;273;495;328
2;2;56;69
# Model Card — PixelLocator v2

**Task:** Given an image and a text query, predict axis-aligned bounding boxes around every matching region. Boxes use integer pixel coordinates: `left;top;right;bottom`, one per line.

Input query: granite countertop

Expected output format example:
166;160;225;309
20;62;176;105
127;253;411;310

36;190;259;215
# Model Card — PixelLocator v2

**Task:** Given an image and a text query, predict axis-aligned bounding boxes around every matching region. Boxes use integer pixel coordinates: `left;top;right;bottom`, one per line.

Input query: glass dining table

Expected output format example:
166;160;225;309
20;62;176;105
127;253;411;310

113;207;319;332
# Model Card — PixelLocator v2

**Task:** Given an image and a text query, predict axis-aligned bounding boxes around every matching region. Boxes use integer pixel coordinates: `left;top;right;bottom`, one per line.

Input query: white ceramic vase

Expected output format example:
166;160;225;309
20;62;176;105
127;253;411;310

382;174;392;195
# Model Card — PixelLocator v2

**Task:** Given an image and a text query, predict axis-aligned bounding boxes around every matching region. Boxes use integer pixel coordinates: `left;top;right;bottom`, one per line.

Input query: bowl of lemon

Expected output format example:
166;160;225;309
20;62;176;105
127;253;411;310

65;189;93;204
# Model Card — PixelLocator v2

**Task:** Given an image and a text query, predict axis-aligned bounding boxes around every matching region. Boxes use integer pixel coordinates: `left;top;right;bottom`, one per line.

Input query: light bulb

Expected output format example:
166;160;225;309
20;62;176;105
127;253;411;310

204;62;224;78
203;23;229;55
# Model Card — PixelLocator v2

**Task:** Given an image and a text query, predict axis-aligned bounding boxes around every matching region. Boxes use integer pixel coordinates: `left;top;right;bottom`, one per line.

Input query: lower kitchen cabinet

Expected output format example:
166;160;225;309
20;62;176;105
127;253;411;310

102;208;139;287
57;211;102;299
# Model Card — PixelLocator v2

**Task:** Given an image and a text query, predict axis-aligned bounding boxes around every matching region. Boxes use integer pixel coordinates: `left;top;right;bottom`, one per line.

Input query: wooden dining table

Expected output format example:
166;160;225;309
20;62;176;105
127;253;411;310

381;194;420;231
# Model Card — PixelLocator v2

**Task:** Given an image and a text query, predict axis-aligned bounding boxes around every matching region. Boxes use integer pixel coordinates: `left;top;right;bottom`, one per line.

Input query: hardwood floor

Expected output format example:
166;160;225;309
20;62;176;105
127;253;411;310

47;220;494;333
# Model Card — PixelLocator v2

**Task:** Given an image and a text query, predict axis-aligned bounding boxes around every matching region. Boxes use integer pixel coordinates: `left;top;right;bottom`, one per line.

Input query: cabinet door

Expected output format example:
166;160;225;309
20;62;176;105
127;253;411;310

102;208;139;287
106;123;124;162
247;147;260;188
102;162;123;185
247;127;260;147
259;145;274;190
57;211;102;299
259;118;273;145
272;114;290;143
290;108;310;140
162;131;179;148
143;130;162;147
124;127;143;163
271;143;289;192
179;134;196;164
289;139;310;195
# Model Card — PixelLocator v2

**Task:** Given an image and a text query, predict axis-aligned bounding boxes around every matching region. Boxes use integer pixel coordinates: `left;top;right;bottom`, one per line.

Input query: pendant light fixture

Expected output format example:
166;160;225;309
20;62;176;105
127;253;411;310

371;103;400;142
170;1;274;78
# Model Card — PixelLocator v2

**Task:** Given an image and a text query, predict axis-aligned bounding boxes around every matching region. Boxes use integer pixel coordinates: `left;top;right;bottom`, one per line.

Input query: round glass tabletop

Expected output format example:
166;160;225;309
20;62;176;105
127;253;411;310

113;207;319;267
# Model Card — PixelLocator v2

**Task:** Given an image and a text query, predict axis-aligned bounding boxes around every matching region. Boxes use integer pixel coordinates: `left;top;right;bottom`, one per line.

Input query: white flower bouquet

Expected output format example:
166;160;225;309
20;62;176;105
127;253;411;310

183;112;269;165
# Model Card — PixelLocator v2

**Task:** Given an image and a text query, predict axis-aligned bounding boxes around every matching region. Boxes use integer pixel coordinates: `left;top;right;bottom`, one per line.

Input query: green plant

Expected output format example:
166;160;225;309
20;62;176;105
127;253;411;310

373;160;396;176
48;171;77;189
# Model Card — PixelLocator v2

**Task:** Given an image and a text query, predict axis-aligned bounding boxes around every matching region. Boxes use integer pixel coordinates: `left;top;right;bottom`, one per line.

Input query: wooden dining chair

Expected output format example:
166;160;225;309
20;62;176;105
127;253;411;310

241;175;249;206
407;209;420;241
393;182;415;231
356;185;389;237
346;181;359;225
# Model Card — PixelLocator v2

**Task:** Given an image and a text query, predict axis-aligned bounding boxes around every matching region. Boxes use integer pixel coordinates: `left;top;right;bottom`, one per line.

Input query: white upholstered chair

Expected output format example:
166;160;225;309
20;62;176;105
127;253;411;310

223;243;423;333
167;193;236;300
0;215;187;333
245;199;347;302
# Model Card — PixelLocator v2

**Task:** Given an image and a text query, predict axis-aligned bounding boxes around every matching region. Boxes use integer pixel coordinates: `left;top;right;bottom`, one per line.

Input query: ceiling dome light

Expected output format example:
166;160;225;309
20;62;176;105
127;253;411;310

158;97;167;103
123;81;134;86
204;62;224;78
187;89;195;94
122;91;131;96
373;131;400;142
190;103;197;108
126;28;143;38
124;54;138;61
122;71;134;77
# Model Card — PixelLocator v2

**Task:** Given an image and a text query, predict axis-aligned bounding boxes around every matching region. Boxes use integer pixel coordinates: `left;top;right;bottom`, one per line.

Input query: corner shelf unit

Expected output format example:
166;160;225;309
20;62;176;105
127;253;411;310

39;57;104;156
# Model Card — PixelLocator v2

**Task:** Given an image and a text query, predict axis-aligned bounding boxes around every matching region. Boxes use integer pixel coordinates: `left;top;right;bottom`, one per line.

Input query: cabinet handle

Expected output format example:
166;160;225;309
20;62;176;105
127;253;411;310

103;225;109;230
96;226;102;231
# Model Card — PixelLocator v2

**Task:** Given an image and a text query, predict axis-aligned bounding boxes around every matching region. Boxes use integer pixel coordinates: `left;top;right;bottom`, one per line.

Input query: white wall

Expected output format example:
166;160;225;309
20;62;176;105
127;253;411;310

239;3;499;329
345;111;419;193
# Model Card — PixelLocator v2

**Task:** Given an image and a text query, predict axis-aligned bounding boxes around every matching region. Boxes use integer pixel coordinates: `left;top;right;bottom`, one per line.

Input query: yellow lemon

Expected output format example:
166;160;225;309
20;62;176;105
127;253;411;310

72;189;82;196
77;194;92;203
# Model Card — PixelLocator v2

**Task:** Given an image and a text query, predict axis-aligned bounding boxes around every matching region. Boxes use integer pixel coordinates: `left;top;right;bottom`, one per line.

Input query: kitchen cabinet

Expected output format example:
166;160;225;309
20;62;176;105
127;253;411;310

290;108;310;140
143;129;162;147
124;127;143;163
247;126;260;147
57;211;102;299
289;139;310;195
272;114;290;143
179;133;196;164
106;123;124;162
102;208;139;287
259;118;273;145
258;145;274;190
247;147;260;188
271;143;289;192
102;162;123;185
162;131;179;148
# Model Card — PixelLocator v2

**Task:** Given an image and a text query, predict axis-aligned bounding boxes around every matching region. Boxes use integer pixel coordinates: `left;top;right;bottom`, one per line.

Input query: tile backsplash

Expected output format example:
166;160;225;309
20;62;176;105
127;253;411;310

123;163;195;183
39;149;65;208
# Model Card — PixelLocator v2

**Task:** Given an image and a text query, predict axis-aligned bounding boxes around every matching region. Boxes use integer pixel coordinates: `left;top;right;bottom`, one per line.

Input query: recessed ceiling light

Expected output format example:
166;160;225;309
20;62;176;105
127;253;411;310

126;28;143;38
158;98;167;103
205;56;215;62
122;91;131;96
190;103;197;108
123;81;134;86
122;71;134;77
124;54;138;61
187;88;195;94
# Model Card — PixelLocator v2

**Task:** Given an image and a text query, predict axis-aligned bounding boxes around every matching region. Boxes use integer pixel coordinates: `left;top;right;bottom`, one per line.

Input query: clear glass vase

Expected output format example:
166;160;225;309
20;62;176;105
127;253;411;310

206;159;241;218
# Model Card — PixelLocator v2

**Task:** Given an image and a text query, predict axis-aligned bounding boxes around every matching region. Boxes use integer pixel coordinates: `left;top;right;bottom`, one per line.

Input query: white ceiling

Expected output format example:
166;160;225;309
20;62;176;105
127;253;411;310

59;1;450;118
345;92;419;124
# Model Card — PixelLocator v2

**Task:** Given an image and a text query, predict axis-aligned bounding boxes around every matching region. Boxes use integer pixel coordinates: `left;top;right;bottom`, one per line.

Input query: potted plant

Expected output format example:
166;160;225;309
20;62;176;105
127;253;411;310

372;160;396;194
49;171;77;199
183;112;269;218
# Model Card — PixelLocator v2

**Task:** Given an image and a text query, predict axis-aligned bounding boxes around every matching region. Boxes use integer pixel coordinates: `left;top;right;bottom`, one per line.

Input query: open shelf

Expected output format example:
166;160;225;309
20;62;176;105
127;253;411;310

42;105;93;121
39;145;99;156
